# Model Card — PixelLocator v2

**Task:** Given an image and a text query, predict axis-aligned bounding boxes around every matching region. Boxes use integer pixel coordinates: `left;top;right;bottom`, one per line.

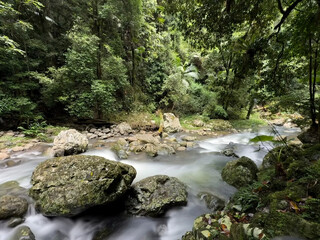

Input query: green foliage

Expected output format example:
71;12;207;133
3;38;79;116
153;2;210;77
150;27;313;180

250;135;274;143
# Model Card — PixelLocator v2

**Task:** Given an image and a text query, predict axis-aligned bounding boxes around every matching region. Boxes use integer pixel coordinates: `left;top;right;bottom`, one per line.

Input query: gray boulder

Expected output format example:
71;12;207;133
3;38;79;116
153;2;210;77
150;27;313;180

29;155;136;217
163;113;182;133
125;175;187;217
52;129;88;156
117;122;133;135
221;157;258;189
0;195;28;220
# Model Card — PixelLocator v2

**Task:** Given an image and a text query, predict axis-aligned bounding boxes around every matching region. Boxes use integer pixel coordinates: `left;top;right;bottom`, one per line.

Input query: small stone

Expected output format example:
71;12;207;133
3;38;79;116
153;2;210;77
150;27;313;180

177;147;186;151
6;131;15;137
193;120;205;127
186;142;195;148
181;136;197;142
11;146;24;152
102;128;111;133
0;152;10;161
89;128;97;133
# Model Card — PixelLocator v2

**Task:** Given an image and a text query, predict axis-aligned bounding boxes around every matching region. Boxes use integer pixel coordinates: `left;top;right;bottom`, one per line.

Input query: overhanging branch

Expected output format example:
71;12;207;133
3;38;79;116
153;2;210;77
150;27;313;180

274;0;304;31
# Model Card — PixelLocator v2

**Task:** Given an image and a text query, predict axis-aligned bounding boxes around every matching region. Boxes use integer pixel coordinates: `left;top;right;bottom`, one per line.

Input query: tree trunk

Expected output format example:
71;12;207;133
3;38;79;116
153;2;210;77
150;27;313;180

309;36;316;126
246;98;255;119
93;0;102;79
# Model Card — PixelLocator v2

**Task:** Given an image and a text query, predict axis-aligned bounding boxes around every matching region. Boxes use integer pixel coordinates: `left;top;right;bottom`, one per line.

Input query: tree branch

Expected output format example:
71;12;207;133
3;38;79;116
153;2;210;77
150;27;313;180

276;0;285;14
274;0;304;31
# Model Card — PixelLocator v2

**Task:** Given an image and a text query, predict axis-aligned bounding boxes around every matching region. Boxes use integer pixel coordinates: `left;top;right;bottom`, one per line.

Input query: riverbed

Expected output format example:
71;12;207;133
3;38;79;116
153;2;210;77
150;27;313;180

0;126;301;240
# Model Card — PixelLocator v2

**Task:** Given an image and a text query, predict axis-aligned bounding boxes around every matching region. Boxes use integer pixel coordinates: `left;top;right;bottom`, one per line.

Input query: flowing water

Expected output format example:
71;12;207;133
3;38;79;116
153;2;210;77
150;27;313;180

0;126;302;240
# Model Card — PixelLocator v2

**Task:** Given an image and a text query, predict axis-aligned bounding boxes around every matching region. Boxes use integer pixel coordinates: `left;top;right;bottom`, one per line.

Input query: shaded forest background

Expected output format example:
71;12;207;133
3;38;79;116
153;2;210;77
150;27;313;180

0;0;319;128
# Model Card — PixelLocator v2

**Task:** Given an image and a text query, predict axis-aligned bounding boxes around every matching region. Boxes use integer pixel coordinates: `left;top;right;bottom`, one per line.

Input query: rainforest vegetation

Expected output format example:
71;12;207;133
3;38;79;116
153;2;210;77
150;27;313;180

0;0;319;128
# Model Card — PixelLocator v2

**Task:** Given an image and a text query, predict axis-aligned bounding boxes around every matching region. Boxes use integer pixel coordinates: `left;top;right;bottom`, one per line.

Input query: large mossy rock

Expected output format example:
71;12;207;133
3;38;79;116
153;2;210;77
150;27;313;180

52;129;89;156
125;175;187;217
0;195;28;220
297;126;319;144
221;157;258;189
29;155;136;217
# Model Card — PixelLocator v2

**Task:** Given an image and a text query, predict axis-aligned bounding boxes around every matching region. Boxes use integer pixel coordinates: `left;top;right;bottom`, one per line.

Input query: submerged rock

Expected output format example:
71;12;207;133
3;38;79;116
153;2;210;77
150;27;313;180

10;226;35;240
29;155;136;217
125;175;187;217
221;142;239;158
221;156;258;189
52;129;88;156
197;192;225;212
0;195;28;220
111;138;128;159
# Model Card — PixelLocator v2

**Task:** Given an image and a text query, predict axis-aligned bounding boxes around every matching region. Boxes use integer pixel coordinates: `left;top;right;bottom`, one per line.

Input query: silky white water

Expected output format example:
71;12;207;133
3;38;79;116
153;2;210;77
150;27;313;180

0;126;302;240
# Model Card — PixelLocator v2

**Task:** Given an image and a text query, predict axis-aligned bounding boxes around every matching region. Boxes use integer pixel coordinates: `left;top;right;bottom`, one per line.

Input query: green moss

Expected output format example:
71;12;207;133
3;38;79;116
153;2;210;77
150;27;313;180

0;135;31;150
263;211;320;239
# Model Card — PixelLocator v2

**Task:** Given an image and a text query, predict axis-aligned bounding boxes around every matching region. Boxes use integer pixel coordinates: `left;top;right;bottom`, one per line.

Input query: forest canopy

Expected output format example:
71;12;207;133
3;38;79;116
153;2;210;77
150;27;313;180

0;0;319;128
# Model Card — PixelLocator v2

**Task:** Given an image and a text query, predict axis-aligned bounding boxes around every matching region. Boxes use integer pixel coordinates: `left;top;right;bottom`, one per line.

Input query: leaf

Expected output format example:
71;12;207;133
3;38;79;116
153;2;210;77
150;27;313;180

289;201;300;213
221;224;230;236
250;135;274;143
259;232;264;239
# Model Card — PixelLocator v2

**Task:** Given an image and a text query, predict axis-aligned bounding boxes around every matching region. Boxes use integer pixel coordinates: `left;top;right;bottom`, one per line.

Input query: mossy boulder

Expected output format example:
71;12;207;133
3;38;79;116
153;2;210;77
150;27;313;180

10;226;35;240
0;195;28;220
29;155;136;217
125;175;187;217
221;157;258;189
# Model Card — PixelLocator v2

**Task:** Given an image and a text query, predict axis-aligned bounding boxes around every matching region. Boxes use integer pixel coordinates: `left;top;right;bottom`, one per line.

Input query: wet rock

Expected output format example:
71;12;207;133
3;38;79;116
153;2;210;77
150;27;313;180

125;175;187;217
52;129;88;156
157;144;175;156
0;181;27;196
186;142;195;148
144;144;158;157
10;226;35;240
8;217;25;228
221;142;239;158
221;156;258;189
197;192;225;212
0;195;28;220
111;138;128;159
29;155;136;217
163;113;182;133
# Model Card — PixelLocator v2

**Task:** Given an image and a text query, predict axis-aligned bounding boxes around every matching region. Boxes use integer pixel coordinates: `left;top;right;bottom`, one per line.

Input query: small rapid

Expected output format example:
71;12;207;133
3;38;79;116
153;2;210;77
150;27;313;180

0;126;301;240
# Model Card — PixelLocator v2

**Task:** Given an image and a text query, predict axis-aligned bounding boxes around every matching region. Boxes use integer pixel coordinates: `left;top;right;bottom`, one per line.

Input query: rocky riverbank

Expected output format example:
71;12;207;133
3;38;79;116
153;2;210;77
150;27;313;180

183;143;320;240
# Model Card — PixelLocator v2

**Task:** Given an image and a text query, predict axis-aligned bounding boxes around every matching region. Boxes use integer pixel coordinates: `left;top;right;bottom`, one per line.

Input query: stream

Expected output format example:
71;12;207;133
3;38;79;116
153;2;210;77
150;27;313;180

0;126;302;240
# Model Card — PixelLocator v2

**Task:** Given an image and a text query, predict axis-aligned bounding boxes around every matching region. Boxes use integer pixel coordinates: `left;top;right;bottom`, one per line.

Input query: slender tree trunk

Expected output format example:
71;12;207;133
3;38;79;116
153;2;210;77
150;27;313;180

309;37;316;126
93;0;102;79
131;43;136;86
246;98;255;119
